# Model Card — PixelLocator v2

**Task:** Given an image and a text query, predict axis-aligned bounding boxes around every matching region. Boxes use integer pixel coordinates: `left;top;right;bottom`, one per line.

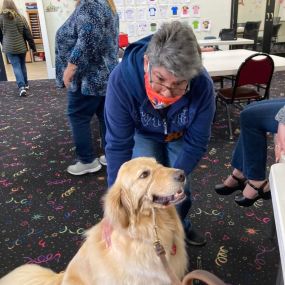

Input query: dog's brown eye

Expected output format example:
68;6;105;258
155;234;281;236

139;170;150;179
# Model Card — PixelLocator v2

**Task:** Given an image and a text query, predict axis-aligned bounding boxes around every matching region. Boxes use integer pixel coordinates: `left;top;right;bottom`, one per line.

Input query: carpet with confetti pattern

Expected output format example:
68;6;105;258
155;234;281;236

0;73;284;284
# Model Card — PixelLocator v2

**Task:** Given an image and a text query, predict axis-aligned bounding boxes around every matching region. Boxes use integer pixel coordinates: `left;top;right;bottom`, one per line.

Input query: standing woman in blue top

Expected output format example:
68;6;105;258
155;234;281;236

55;0;119;175
104;21;215;246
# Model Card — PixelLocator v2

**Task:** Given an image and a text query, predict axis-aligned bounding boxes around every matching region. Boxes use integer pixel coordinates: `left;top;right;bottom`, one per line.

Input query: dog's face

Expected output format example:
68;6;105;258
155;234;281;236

104;157;186;229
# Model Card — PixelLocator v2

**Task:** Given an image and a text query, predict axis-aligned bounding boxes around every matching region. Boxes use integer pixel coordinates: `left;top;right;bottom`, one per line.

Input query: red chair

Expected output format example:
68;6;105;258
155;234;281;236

118;33;129;58
119;33;129;49
216;53;274;139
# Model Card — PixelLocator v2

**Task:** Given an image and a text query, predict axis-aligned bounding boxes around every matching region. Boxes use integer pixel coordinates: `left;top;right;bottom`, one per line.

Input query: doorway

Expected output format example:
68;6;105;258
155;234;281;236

233;0;285;55
1;0;48;81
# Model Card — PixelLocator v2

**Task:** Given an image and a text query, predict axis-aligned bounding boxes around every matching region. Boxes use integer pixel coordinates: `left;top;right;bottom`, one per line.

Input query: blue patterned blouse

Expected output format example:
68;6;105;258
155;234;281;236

55;0;119;96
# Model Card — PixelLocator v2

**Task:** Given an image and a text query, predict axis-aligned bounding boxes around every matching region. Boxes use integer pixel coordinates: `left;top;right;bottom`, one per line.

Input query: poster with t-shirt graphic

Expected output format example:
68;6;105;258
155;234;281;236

191;4;201;17
125;8;136;21
127;22;137;36
159;5;169;18
40;0;231;77
148;6;157;17
136;8;147;20
201;19;211;31
171;6;179;16
137;21;148;35
150;22;158;32
112;0;229;42
181;5;190;17
191;19;200;31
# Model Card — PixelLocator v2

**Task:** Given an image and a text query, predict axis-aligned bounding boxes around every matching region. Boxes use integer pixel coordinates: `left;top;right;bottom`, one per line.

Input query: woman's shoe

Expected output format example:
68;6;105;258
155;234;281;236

215;174;246;195
234;180;271;207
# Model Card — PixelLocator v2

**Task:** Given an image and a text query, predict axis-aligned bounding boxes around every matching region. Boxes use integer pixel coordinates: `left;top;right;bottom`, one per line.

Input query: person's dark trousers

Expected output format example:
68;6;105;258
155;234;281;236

132;134;192;233
232;98;285;180
67;88;106;164
6;53;27;88
0;53;7;81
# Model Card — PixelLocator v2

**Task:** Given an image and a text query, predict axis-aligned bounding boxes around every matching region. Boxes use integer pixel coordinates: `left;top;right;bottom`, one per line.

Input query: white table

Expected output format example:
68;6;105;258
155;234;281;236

202;49;285;76
237;27;245;34
198;37;254;46
269;163;285;285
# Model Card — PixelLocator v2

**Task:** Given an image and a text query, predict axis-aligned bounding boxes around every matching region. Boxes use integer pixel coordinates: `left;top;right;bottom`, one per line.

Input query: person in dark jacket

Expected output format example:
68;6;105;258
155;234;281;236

104;21;215;246
55;0;119;175
0;0;36;97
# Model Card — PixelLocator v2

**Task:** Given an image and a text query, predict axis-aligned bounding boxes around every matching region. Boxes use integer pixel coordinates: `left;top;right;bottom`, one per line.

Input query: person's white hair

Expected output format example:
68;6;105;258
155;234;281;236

145;21;202;80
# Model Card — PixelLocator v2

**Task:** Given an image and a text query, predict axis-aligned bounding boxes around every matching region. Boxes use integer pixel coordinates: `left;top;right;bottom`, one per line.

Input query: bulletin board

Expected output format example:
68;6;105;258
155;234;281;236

35;0;232;79
115;0;232;42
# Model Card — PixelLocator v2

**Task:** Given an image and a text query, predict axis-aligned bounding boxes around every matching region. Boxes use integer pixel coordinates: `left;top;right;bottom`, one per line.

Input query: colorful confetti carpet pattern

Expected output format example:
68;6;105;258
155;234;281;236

0;74;284;284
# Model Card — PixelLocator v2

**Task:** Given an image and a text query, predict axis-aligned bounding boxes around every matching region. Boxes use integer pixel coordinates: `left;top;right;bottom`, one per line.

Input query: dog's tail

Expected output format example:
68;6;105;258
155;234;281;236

0;264;64;285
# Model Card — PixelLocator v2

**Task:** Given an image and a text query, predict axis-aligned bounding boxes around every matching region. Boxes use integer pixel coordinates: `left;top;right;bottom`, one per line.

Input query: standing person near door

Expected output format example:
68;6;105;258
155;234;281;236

55;0;119;175
0;0;36;97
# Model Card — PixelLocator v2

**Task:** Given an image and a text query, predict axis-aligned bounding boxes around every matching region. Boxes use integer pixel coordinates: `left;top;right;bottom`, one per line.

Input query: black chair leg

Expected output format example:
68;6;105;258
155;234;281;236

220;78;224;89
213;96;218;123
225;104;233;140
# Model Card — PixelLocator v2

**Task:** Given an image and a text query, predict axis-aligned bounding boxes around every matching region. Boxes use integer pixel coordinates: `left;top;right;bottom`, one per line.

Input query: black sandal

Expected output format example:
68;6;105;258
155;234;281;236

235;180;271;207
215;174;246;195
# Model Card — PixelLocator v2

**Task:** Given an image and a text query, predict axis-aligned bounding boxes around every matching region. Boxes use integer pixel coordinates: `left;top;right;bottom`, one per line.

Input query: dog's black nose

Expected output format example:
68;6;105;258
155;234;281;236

173;170;185;182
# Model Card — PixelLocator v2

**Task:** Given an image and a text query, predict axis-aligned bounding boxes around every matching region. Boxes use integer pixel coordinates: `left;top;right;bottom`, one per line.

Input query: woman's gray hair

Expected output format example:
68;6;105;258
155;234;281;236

145;21;202;80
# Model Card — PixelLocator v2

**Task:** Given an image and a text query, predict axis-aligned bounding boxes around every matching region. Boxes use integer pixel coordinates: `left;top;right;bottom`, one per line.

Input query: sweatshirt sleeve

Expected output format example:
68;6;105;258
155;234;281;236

104;66;136;187
173;74;215;175
0;17;3;44
275;105;285;124
21;16;36;52
0;28;3;45
68;5;104;69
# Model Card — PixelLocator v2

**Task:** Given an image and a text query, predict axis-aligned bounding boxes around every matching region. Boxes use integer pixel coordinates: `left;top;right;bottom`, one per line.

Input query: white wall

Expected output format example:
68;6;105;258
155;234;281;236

35;0;231;79
38;0;77;78
117;0;232;41
237;0;285;42
40;0;77;68
277;0;285;21
237;0;266;29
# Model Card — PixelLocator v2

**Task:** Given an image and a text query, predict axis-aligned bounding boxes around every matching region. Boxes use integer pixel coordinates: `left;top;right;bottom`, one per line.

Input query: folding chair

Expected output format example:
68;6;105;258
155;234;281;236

216;53;274;139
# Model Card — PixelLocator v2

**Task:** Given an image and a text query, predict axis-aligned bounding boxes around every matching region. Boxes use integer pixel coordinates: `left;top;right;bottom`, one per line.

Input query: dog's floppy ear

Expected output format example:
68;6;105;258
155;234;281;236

103;182;130;229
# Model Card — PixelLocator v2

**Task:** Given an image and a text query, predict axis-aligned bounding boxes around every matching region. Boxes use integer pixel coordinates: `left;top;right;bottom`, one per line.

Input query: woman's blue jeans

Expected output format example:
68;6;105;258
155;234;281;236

6;53;27;88
132;133;192;233
67;89;106;163
232;99;285;180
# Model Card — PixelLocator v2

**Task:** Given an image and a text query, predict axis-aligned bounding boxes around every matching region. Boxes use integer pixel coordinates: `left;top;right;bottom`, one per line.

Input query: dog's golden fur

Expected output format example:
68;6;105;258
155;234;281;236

0;157;188;285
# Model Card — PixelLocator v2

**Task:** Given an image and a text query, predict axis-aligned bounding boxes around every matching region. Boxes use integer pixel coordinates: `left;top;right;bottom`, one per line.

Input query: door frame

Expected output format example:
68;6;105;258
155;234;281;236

262;0;275;53
231;0;277;54
37;0;55;79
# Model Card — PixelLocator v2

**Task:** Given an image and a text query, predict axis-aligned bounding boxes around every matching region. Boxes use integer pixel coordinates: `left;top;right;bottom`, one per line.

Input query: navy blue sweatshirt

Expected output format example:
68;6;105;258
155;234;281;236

105;35;215;186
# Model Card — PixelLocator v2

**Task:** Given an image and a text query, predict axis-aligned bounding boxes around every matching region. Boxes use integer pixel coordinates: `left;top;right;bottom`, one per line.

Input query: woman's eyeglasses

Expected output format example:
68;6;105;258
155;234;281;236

148;65;189;96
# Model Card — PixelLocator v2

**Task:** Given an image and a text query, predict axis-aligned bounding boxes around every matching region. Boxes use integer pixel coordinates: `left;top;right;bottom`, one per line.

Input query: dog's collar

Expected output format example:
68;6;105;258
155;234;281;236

151;207;176;256
151;207;180;283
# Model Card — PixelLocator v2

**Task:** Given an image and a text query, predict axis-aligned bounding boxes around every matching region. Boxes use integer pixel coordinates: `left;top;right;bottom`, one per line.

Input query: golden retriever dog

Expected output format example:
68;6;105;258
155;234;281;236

0;157;188;285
